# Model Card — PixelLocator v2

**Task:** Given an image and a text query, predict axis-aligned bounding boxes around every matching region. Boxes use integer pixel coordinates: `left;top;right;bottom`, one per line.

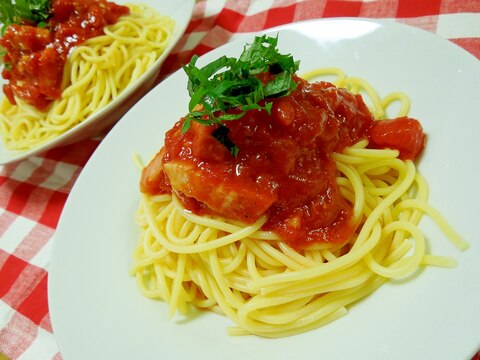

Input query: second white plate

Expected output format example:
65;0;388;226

0;0;195;165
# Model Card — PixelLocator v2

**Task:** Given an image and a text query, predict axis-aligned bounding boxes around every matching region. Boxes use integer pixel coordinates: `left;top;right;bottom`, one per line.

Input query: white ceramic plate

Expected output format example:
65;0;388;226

0;0;195;165
49;19;480;360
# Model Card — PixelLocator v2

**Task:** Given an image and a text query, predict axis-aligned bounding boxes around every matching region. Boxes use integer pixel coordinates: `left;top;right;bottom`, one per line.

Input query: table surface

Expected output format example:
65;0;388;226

1;0;479;359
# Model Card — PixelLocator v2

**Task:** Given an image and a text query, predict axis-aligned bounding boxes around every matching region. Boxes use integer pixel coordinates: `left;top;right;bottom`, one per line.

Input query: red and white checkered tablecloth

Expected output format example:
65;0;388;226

0;0;479;359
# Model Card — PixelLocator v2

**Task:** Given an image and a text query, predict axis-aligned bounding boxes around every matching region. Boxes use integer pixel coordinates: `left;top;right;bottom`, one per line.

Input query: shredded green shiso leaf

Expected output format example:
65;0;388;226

0;0;51;34
182;35;300;156
0;0;52;65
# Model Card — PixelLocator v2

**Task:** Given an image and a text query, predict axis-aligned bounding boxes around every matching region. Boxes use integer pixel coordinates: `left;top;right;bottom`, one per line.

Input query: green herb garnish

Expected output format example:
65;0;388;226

182;35;299;156
0;0;51;34
212;125;239;157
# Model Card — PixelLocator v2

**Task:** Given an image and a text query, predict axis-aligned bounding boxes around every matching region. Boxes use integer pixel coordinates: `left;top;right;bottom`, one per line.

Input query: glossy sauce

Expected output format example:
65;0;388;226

141;76;426;249
0;0;129;111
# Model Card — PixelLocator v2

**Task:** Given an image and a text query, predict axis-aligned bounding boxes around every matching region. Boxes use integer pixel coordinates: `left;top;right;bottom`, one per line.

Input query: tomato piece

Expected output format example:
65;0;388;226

51;0;75;22
369;116;426;160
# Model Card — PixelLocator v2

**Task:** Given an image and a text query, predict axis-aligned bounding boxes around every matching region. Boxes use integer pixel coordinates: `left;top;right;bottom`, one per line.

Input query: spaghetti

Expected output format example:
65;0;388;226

0;3;175;150
131;67;467;338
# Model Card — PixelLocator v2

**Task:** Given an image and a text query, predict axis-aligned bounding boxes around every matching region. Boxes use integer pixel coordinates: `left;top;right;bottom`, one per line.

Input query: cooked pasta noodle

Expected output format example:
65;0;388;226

131;68;468;338
0;4;175;150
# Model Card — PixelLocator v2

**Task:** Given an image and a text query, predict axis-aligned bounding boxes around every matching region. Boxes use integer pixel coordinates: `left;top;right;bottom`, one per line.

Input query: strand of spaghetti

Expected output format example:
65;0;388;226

304;249;324;263
256;296;316;321
343;146;400;159
259;261;371;297
332;152;373;164
143;231;168;258
227;307;348;336
422;254;457;267
245;239;308;271
224;277;253;295
335;161;365;224
237;276;386;337
178;218;193;238
361;183;386;220
61;61;98;97
320;248;338;262
182;277;198;305
390;173;427;249
165;211;205;246
41;92;81;127
237;292;320;331
382;237;413;266
300;67;347;85
340;76;385;119
144;198;266;253
351;160;414;249
248;161;416;291
205;268;242;324
221;241;248;274
249;271;374;326
354;158;407;188
226;274;256;294
364;220;426;277
153;203;175;224
277;243;321;268
245;249;261;280
408;173;429;223
92;69;113;110
381;91;411;117
237;292;317;326
171;195;278;240
78;40;119;64
350;138;369;148
392;199;468;250
333;148;399;164
187;256;216;306
134;271;158;298
208;250;246;309
168;253;187;317
153;263;171;303
242;239;286;268
247;221;381;291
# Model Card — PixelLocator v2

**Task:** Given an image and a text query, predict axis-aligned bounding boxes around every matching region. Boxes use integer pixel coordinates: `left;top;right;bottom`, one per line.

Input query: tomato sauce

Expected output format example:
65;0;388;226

141;76;426;249
0;0;129;111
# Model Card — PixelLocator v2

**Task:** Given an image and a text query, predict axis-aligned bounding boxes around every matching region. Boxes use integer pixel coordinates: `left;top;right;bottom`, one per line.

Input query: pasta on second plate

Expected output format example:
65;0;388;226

0;2;175;150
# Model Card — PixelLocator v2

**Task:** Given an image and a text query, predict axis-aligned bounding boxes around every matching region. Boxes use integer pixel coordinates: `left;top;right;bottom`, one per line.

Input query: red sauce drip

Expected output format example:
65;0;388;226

140;76;426;249
0;0;129;111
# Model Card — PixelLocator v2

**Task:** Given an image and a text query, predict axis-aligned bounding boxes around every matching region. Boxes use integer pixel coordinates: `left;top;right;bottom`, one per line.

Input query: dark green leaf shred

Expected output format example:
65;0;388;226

0;0;51;34
212;125;239;157
182;34;300;156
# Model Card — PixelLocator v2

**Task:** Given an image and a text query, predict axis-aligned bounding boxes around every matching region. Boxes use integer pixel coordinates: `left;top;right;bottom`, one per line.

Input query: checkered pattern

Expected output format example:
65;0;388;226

1;0;479;359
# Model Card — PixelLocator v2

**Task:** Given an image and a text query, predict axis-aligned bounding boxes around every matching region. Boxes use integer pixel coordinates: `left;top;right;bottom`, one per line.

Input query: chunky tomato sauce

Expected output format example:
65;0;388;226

0;0;129;111
141;76;426;249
